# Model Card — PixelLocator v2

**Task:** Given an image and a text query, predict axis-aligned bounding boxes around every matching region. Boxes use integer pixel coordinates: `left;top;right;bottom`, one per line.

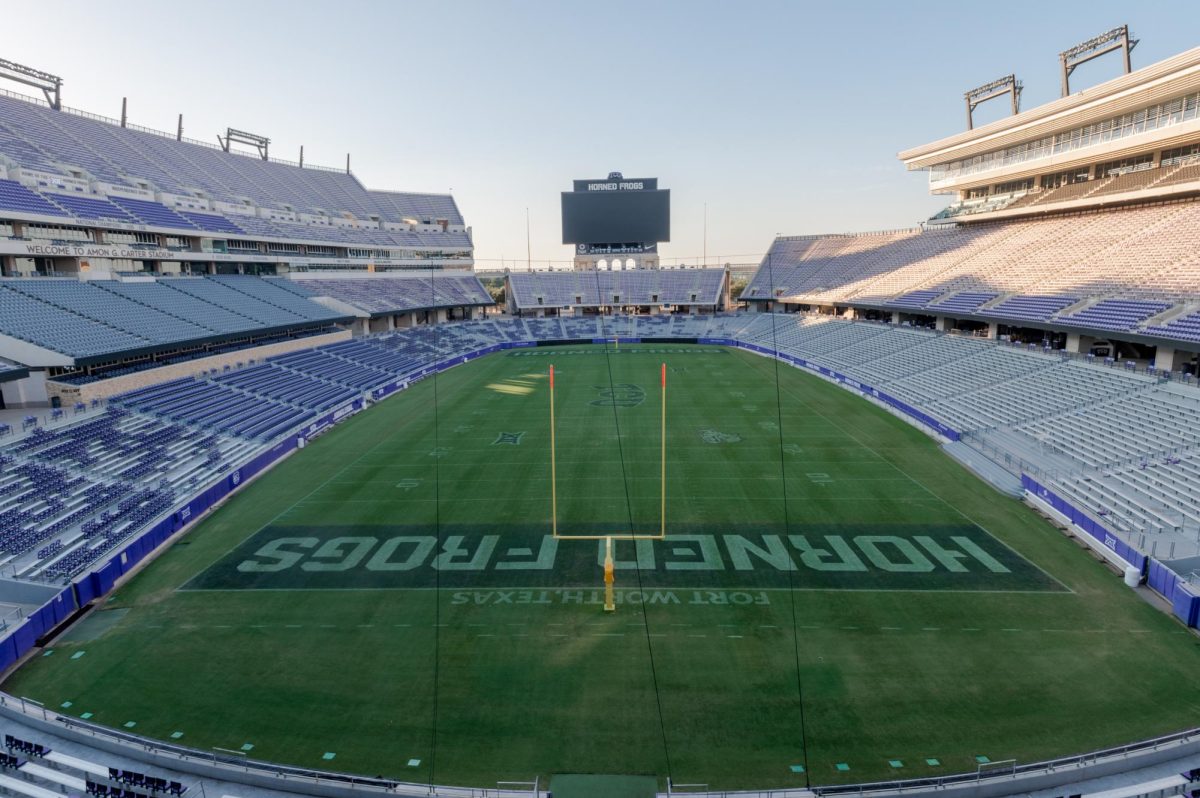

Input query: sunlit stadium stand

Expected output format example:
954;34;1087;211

0;88;472;276
291;273;493;317
505;268;727;314
0;277;352;390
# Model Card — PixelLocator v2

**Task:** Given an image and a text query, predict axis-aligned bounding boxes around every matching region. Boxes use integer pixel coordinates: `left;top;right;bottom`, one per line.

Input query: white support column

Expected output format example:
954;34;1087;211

935;316;948;332
987;322;999;339
890;311;901;324
1154;345;1179;372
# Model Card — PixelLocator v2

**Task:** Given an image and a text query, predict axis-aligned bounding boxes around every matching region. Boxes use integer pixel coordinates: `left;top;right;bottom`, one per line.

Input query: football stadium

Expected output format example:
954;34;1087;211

0;10;1199;798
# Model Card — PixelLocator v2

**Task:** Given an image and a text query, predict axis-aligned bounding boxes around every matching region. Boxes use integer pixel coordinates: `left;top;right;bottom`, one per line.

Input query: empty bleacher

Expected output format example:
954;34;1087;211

0;277;349;365
0;91;467;253
507;269;724;310
292;275;492;315
741;200;1200;343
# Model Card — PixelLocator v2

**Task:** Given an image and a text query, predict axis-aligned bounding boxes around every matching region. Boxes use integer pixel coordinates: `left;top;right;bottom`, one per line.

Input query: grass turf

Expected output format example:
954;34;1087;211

8;345;1200;790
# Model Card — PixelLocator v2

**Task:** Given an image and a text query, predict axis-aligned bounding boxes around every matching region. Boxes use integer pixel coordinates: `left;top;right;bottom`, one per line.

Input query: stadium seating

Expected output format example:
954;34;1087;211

5;280;212;345
984;295;1079;322
0;180;71;218
0;92;467;253
293;275;492;315
0;277;349;360
1056;299;1172;331
1144;309;1200;343
0;283;151;357
507;269;724;309
115;379;316;441
742;200;1200;343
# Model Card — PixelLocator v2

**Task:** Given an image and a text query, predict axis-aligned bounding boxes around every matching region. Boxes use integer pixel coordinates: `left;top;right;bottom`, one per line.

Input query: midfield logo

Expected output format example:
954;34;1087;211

699;428;742;444
590;384;646;407
492;432;526;446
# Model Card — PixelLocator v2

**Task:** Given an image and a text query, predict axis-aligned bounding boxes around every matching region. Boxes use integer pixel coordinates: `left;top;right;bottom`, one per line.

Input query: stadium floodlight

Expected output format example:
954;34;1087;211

0;58;62;110
218;127;271;160
547;362;667;612
964;74;1022;130
1060;25;1138;97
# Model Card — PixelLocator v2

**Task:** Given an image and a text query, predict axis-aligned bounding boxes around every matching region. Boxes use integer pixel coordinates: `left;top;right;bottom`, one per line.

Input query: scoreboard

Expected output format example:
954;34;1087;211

561;173;670;249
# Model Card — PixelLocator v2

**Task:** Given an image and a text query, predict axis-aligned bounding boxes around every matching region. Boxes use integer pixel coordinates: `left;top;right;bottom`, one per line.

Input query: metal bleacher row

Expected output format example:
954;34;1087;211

0;734;187;798
287;275;493;314
507;269;725;308
5;311;1200;586
724;313;1200;540
0;276;348;360
0;91;468;251
741;199;1200;345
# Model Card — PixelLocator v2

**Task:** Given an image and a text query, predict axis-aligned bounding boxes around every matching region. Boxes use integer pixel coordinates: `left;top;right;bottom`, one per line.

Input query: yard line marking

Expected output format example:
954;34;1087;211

1002;628;1021;632
727;635;744;639
880;626;902;631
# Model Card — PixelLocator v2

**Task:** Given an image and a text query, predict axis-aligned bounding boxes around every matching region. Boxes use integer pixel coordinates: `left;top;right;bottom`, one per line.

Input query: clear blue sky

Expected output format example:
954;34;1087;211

7;1;1200;269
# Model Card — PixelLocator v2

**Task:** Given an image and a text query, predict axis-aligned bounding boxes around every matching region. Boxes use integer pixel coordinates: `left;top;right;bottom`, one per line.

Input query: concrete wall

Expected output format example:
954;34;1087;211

46;331;352;405
1;372;48;408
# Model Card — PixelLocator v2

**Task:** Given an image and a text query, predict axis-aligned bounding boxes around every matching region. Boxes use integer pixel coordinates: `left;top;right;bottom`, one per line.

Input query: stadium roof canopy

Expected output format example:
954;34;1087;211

899;46;1200;194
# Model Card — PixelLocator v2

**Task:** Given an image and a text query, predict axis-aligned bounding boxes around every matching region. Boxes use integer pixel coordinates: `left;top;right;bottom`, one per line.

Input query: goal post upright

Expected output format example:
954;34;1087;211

549;364;557;538
548;360;668;611
661;361;666;539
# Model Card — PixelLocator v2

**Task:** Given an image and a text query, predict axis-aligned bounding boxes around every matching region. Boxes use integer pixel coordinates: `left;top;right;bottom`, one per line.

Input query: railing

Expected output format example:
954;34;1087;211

0;86;347;174
808;727;1200;797
0;693;541;798
3;684;1198;798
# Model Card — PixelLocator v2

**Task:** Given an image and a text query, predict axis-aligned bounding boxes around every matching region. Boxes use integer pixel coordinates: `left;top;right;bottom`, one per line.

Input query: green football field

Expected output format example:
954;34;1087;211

9;345;1200;790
